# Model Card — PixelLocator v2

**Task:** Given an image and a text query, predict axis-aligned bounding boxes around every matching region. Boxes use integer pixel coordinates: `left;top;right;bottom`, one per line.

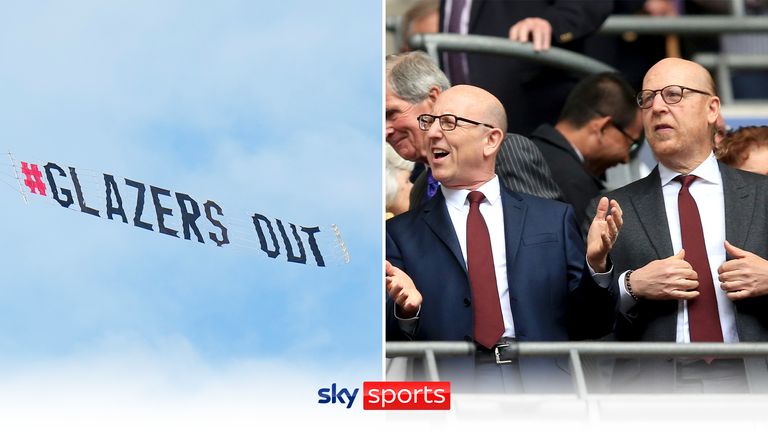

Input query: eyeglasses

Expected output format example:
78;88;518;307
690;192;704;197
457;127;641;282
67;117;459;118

610;120;644;153
594;110;644;154
636;85;711;109
417;114;496;131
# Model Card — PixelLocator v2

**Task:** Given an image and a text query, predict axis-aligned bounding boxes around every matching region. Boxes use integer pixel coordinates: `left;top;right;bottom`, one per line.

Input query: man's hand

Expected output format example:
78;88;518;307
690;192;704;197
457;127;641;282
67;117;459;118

586;197;623;273
508;17;552;52
644;0;679;17
629;250;699;300
718;240;768;300
386;260;422;318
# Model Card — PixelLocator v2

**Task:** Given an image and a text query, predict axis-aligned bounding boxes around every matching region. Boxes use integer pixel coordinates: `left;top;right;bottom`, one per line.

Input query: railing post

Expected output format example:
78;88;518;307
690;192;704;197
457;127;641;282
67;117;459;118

717;58;735;105
424;40;440;65
569;349;588;399
731;0;745;17
424;349;441;382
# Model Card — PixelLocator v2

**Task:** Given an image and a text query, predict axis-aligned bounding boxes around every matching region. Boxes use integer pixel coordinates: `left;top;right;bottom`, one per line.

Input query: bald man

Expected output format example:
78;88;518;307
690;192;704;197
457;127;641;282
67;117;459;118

386;85;623;393
588;58;768;393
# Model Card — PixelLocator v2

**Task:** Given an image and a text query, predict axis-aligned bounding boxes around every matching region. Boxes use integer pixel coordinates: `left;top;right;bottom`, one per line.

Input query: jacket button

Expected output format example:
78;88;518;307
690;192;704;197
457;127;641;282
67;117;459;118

463;297;471;307
464;335;473;342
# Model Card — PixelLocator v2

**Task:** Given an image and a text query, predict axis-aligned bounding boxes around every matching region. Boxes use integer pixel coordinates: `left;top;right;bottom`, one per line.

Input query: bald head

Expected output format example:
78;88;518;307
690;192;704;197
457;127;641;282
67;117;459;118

643;58;716;95
440;85;508;134
426;85;506;190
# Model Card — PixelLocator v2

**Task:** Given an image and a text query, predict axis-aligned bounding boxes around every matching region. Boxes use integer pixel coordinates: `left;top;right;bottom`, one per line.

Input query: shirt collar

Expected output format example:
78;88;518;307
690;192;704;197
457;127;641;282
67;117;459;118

442;175;501;210
569;141;585;163
658;152;721;187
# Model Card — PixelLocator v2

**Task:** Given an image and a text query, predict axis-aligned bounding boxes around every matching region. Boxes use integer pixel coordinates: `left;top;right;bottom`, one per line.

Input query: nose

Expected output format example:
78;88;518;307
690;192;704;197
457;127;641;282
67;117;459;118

425;119;442;140
385;121;394;142
650;91;669;112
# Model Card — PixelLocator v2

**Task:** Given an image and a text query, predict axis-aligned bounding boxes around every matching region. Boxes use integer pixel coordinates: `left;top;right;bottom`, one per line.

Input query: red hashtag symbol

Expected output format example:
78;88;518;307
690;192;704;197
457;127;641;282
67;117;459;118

21;162;47;196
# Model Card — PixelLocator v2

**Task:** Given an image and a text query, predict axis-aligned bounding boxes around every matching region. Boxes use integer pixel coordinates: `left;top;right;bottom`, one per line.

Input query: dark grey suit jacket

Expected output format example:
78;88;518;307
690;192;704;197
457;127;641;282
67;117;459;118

588;162;768;392
409;133;562;208
596;163;768;342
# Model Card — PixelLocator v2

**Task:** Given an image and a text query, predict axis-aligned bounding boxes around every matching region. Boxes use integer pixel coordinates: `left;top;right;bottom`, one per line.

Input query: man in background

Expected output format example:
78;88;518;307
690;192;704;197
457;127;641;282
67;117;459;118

439;0;612;134
532;72;642;225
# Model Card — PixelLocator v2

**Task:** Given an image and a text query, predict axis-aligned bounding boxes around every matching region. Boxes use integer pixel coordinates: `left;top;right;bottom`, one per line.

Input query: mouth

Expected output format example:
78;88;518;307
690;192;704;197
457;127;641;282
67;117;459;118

654;123;674;132
432;148;450;160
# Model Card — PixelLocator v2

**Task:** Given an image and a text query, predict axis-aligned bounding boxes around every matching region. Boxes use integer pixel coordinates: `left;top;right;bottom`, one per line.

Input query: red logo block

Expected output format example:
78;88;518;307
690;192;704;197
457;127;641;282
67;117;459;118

362;381;450;410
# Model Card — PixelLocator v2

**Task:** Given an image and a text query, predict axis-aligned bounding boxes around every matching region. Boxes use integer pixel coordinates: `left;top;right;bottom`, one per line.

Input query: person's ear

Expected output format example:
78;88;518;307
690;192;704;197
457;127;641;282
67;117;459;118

706;96;721;125
427;86;441;105
590;115;612;135
483;128;504;157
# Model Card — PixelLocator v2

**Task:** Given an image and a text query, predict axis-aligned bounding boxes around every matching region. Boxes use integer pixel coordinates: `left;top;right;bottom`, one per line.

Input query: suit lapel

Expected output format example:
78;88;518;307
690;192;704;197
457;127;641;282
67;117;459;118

422;190;467;271
721;162;755;248
501;188;526;276
629;167;674;258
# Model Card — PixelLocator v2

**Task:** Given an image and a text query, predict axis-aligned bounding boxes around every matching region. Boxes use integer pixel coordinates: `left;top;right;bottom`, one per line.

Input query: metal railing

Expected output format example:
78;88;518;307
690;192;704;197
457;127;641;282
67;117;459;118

599;15;768;34
597;16;768;104
694;53;768;104
408;33;616;75
387;341;768;398
386;15;768;39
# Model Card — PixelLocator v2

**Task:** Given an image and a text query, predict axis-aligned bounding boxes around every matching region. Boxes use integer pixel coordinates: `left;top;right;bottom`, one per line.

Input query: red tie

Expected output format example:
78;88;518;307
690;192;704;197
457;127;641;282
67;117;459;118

466;191;504;348
676;175;723;342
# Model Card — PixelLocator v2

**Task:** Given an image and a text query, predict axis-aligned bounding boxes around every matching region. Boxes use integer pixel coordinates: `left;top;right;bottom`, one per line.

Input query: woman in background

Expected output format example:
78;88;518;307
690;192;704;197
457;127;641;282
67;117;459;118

716;126;768;176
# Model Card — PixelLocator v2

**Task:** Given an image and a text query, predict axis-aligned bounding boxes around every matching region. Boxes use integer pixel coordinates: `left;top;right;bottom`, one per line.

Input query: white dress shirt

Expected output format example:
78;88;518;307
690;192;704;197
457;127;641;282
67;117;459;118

618;153;739;343
442;176;516;337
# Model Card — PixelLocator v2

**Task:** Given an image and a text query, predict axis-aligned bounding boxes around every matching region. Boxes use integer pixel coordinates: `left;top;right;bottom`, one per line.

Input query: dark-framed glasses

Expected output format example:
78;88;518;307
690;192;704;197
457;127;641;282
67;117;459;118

593;109;645;154
417;114;496;132
636;85;712;109
611;120;644;154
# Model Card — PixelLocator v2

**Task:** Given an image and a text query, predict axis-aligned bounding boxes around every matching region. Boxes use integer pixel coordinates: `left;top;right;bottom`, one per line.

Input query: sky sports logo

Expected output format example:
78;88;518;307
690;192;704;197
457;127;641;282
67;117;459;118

317;382;450;410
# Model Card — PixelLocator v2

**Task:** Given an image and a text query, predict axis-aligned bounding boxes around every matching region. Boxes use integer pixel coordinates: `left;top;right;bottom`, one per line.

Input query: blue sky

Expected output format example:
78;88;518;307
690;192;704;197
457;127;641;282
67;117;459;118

0;0;381;423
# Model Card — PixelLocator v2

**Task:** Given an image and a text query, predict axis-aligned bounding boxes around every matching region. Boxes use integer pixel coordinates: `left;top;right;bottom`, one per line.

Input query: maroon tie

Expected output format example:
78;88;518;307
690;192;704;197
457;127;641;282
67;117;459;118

676;175;723;342
466;191;504;348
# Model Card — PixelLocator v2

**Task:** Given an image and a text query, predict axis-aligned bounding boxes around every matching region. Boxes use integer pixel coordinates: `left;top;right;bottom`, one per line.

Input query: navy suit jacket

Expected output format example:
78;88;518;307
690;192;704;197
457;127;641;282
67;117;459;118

386;186;616;344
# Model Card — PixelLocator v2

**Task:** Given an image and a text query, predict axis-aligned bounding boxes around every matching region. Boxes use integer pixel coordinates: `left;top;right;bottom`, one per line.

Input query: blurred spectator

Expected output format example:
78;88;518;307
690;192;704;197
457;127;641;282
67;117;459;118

386;52;450;164
716;126;768;175
439;0;612;135
385;51;449;198
386;146;415;219
531;72;642;225
400;0;440;52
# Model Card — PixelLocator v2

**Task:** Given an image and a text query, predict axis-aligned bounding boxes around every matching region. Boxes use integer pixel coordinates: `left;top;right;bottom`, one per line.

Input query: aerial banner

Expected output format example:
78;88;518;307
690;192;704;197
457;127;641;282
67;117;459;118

5;153;349;267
